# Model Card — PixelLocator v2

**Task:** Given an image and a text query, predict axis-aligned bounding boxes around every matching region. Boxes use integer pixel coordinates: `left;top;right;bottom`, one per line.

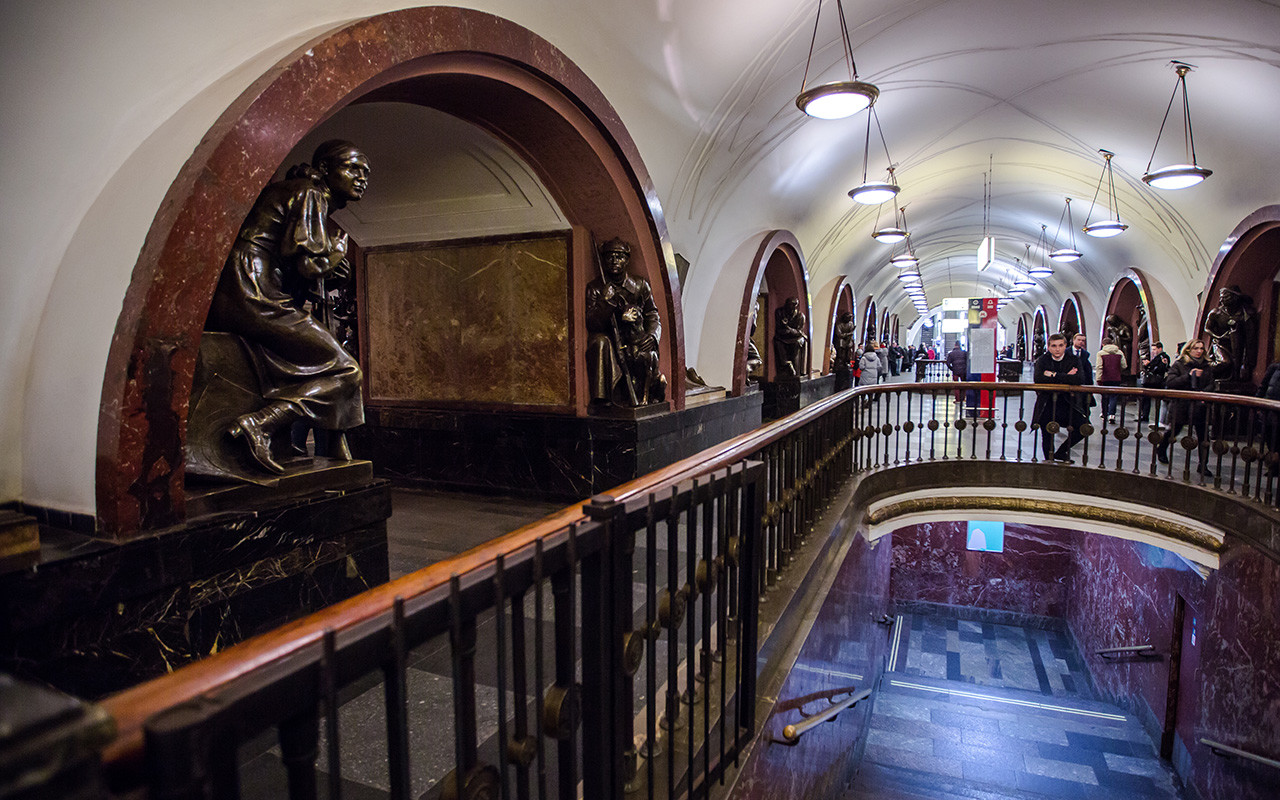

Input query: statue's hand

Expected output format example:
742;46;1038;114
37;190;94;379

636;334;658;352
330;232;349;261
330;258;351;282
621;306;641;323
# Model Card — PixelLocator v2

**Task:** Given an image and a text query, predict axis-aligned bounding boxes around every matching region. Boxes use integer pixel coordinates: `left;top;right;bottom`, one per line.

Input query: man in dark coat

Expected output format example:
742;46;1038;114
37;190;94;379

1071;332;1094;419
1033;333;1089;462
1139;341;1170;423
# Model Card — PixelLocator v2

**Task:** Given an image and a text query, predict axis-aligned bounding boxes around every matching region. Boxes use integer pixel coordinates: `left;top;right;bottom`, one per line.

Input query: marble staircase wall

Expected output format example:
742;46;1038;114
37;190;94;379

1067;534;1280;800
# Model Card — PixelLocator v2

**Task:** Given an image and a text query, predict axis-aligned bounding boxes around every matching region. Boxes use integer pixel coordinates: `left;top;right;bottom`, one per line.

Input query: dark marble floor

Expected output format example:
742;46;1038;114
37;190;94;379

850;613;1184;799
385;488;566;580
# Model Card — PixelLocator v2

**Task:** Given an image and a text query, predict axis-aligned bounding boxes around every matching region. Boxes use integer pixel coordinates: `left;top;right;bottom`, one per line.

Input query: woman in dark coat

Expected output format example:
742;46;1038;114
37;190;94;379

1157;339;1213;474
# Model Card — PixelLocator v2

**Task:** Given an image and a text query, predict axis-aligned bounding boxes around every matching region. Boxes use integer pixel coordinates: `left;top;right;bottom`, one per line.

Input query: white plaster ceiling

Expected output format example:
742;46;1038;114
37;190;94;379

504;0;1280;343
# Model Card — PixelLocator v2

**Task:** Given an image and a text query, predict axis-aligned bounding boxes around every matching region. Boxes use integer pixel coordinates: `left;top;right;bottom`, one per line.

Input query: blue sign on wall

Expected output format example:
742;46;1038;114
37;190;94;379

966;521;1005;553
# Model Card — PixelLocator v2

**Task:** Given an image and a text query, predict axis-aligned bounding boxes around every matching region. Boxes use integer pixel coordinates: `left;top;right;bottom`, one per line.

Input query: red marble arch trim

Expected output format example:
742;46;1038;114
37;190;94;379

1033;305;1049;338
1193;204;1280;338
1101;269;1160;357
96;7;684;536
861;297;877;347
731;230;811;394
1058;295;1083;336
819;279;854;374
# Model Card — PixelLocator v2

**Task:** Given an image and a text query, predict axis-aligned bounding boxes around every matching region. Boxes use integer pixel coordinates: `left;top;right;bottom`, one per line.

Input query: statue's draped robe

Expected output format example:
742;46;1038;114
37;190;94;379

206;176;363;430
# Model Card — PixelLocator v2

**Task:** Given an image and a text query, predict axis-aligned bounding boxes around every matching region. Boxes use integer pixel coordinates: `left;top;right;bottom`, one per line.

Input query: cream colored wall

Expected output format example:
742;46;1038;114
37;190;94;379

0;1;701;513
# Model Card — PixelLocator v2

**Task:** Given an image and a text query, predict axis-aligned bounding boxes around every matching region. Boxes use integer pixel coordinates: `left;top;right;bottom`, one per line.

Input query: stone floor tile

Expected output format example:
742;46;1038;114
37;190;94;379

1024;753;1101;784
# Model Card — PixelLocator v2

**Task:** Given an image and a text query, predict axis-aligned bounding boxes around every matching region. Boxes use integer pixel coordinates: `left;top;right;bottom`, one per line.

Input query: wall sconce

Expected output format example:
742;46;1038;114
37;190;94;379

795;0;879;119
1142;61;1212;190
1082;150;1128;238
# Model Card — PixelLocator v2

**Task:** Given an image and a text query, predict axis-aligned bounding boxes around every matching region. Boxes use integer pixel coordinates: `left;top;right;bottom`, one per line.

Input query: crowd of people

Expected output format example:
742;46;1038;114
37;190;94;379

831;326;1280;478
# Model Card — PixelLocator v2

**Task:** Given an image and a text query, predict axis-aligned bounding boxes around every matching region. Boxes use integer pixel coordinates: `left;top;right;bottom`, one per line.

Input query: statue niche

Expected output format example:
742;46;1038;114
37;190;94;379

586;238;667;407
188;140;370;481
832;311;855;370
1104;313;1133;371
773;297;808;377
1204;284;1257;387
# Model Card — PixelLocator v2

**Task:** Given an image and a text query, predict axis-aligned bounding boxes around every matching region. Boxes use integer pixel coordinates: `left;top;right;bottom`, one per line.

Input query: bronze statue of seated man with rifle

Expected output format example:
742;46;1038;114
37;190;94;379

585;238;666;407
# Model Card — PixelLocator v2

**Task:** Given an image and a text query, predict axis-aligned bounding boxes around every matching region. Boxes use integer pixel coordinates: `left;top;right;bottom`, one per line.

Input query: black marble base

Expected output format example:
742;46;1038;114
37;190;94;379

349;391;764;500
833;365;853;392
0;481;391;699
761;373;836;421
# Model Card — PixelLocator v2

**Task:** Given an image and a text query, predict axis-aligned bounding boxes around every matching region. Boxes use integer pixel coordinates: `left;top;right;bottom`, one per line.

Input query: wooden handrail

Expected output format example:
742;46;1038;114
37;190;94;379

101;388;859;770
100;380;1280;770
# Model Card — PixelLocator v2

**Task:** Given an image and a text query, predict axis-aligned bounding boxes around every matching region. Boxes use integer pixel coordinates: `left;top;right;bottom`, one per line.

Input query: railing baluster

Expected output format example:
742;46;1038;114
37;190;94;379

508;579;533;800
448;576;479;798
384;598;411;800
321;629;342;800
684;477;699;788
552;526;579;800
533;540;548;800
494;556;510;800
278;707;321;800
663;484;681;799
644;493;658;799
716;470;730;784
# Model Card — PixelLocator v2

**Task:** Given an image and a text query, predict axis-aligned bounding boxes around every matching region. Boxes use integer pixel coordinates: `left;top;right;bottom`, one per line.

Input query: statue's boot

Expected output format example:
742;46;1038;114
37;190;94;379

229;401;295;474
322;430;352;461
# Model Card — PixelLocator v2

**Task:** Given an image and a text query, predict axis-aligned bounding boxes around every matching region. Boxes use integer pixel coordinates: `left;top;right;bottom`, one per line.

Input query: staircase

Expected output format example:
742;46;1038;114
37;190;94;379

844;675;1183;799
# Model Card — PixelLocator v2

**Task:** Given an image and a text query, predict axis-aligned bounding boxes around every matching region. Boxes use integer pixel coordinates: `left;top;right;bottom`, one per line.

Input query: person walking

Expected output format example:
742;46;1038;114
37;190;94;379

1033;333;1089;462
1139;342;1170;424
1157;339;1214;475
1095;336;1128;423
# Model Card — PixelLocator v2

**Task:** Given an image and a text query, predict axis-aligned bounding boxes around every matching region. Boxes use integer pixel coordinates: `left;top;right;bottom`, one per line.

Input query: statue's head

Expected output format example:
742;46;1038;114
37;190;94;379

784;297;799;312
839;311;853;323
313;140;370;205
600;238;631;277
1219;285;1244;308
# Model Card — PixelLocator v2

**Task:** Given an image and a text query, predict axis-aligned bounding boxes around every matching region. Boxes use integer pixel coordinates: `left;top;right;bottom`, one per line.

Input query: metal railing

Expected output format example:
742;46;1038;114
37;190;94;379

768;687;872;746
1097;645;1158;659
50;380;1280;799
850;381;1280;509
1201;738;1280;770
98;390;859;800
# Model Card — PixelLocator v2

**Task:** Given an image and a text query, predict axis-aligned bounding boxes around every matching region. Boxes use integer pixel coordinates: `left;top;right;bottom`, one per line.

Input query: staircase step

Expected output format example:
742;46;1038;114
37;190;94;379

845;761;1028;800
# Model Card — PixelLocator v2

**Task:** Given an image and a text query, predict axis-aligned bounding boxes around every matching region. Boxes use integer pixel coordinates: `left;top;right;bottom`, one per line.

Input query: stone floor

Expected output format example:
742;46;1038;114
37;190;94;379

890;614;1094;699
849;614;1185;799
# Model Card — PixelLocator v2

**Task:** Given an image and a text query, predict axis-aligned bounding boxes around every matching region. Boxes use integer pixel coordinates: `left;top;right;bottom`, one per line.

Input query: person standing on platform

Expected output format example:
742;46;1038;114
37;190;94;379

1033;333;1088;463
877;341;890;382
1071;332;1094;419
946;341;968;409
1139;341;1170;424
1157;339;1214;475
1095;336;1128;423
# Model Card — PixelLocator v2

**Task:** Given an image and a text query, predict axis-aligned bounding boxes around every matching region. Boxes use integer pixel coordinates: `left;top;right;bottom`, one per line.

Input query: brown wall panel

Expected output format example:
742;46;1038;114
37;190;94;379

363;233;570;407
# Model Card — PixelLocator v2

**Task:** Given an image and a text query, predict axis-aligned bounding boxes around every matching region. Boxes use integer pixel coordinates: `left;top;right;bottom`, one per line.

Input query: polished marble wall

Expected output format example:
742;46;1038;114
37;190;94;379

730;531;893;798
889;519;1280;800
1069;534;1280;800
890;521;1078;619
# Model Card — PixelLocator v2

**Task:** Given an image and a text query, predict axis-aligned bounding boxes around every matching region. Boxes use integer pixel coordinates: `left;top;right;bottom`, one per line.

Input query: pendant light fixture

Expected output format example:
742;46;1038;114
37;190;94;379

1082;150;1128;238
890;213;919;266
1029;224;1054;278
848;106;899;205
1049;198;1082;262
1014;248;1036;290
795;0;879;119
872;205;909;244
1142;62;1212;190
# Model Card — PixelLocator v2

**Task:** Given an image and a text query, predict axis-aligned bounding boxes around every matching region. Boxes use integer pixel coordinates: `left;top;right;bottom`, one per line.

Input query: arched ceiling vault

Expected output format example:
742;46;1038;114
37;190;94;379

648;0;1280;339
